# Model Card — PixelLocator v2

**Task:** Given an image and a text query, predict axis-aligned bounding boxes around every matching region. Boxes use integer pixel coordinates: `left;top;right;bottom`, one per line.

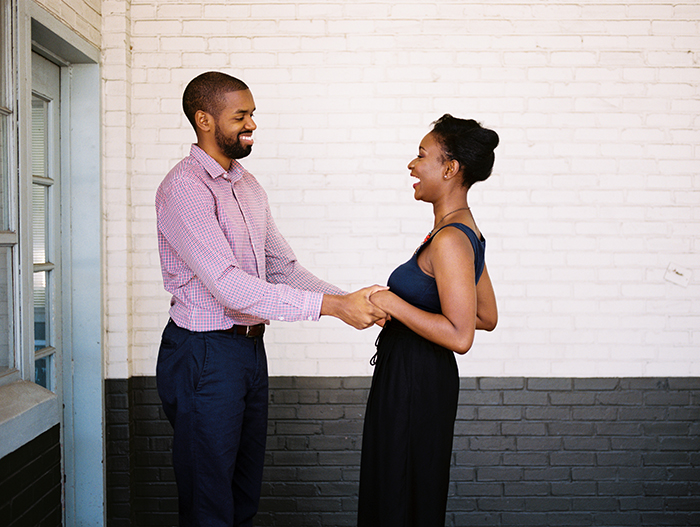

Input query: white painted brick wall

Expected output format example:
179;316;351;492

98;0;700;378
102;0;133;378
35;0;101;46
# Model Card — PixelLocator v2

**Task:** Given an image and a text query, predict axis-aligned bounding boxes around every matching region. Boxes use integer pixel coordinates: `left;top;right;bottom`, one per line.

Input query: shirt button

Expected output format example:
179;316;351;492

307;316;313;321
279;317;285;321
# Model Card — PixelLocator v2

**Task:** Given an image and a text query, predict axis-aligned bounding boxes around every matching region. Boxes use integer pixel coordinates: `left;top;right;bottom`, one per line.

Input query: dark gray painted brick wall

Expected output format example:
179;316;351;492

106;377;178;527
0;424;62;527
105;376;700;527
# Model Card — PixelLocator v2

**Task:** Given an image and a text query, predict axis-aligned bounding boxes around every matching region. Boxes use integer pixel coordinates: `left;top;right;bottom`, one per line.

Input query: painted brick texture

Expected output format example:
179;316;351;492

105;376;700;527
0;425;62;527
35;0;101;47
100;1;700;379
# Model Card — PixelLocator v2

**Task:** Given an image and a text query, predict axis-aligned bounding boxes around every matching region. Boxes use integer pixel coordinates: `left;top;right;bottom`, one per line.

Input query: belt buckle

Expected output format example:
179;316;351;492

245;325;254;337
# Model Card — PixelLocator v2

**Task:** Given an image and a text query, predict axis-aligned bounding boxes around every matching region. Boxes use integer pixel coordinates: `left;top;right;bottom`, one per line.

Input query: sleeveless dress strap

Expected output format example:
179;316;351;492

420;222;481;251
419;223;486;283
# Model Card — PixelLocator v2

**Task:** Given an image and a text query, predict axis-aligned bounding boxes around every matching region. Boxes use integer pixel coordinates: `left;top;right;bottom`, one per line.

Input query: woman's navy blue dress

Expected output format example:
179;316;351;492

357;223;486;527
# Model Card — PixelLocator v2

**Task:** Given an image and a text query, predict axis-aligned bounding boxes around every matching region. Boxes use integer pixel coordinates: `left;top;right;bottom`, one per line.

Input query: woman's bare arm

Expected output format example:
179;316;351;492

475;264;497;331
369;228;479;353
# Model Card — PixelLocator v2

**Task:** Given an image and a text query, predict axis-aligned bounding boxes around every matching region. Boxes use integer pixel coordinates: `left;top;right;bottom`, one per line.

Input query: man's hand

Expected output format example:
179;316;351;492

321;285;389;329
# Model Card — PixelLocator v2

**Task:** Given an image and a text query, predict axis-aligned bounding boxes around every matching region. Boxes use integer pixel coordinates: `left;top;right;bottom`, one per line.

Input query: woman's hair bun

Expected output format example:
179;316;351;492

430;114;499;187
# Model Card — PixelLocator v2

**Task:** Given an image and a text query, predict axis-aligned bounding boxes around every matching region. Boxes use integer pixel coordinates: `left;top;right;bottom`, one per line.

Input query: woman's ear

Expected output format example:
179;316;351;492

444;159;460;179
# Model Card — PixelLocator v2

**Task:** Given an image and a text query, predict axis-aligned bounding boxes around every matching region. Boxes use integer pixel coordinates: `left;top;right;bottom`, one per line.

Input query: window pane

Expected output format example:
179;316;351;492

0;116;8;230
0;0;5;102
34;270;48;351
0;246;13;370
32;183;47;263
31;98;47;179
35;353;54;391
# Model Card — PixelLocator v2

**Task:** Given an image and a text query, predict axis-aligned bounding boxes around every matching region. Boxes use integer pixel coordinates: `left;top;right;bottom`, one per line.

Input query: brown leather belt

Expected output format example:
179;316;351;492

220;324;265;338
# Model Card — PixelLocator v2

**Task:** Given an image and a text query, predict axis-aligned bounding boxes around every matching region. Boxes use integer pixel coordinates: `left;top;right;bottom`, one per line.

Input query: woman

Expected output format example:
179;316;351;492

357;115;499;527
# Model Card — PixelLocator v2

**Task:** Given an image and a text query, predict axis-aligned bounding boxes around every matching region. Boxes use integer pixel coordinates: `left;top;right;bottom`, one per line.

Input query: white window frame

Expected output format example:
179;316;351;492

0;0;20;388
0;1;103;524
0;0;62;458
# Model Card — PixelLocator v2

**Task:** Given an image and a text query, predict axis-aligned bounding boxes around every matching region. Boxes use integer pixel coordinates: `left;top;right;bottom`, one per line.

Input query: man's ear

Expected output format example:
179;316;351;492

195;110;213;134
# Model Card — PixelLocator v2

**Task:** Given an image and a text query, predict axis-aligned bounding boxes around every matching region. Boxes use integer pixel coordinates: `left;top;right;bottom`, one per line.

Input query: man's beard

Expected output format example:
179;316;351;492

215;125;252;160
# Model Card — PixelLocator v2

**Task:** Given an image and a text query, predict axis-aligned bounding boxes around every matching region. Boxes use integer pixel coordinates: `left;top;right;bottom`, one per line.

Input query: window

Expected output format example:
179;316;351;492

1;2;103;520
0;2;63;392
30;52;62;394
0;0;17;382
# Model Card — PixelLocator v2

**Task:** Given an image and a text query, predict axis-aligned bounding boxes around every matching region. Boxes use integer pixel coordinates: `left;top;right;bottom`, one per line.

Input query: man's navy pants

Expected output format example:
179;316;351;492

156;319;269;527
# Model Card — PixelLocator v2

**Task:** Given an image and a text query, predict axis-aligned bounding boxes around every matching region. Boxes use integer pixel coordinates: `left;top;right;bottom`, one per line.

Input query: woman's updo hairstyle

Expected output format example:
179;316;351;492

430;114;499;188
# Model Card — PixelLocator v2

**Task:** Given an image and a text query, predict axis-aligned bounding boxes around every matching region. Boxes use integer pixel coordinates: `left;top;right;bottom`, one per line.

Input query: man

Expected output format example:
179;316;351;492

155;71;386;527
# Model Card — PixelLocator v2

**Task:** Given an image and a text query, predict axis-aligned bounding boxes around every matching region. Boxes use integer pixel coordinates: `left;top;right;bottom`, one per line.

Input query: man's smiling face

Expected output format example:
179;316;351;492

213;89;257;160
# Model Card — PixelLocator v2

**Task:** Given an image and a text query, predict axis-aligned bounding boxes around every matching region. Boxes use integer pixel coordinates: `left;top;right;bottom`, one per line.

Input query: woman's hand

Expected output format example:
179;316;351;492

321;285;389;329
369;289;395;326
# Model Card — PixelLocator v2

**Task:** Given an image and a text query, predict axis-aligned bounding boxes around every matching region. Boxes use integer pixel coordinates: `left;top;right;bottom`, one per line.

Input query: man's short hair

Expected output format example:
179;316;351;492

182;71;249;130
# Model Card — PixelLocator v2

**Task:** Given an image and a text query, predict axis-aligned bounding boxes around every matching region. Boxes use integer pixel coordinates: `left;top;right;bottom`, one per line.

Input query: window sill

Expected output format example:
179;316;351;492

0;380;59;459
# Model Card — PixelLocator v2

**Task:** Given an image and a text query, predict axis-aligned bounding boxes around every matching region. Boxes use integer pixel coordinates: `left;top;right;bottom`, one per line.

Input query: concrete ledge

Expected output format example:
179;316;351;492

0;380;59;459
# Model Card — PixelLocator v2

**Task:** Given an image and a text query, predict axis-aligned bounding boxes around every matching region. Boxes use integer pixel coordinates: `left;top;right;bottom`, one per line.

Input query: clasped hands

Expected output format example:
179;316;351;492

321;285;391;330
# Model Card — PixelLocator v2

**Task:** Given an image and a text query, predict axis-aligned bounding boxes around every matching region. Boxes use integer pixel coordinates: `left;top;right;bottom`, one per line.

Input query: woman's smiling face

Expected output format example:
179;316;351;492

407;132;449;202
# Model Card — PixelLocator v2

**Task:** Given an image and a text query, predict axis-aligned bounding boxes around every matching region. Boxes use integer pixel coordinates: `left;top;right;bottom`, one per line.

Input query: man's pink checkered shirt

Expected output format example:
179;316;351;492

156;144;344;332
